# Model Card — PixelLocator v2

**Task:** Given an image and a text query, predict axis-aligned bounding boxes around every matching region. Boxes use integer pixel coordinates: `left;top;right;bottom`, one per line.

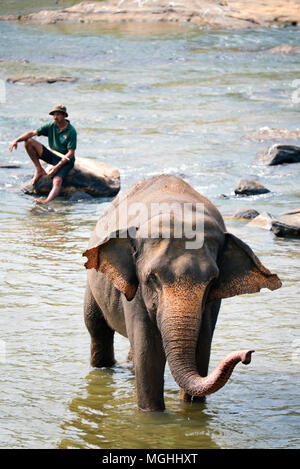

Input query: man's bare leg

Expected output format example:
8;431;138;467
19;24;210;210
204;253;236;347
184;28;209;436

24;138;47;184
35;176;63;204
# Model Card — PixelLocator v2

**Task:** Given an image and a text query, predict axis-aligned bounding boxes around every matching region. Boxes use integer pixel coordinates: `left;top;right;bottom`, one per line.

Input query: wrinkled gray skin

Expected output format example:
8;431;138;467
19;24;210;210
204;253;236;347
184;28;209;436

83;175;281;411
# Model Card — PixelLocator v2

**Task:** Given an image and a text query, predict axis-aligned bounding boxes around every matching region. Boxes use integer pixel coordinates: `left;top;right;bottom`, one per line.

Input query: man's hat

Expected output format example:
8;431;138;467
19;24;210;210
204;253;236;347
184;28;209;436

49;104;68;117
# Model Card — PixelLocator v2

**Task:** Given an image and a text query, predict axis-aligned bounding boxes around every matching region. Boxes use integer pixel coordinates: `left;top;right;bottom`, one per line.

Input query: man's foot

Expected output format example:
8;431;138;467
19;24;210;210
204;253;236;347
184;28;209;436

31;169;47;185
34;198;49;205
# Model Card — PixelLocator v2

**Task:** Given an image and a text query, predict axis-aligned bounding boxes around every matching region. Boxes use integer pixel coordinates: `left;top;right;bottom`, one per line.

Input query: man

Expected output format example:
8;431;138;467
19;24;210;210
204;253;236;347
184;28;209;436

9;104;77;204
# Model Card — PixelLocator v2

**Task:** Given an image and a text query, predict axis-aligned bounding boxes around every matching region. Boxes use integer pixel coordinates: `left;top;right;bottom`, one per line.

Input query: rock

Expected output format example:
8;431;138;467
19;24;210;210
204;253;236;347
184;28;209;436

23;175;52;195
233;208;260;220
266;45;300;55
1;0;300;30
0;163;21;168
247;212;274;230
0;57;30;64
7;76;77;85
256;144;300;165
67;190;93;202
22;157;120;198
234;179;270;196
271;213;300;238
280;208;300;216
244;127;300;142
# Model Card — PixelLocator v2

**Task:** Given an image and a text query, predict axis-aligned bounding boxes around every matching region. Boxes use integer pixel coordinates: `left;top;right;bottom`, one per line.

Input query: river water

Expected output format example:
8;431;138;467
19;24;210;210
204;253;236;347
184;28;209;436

0;3;299;449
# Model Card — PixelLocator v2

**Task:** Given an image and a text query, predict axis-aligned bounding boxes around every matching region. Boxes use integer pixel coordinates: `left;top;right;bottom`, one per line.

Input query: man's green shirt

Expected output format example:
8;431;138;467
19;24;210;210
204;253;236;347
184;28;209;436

36;120;77;155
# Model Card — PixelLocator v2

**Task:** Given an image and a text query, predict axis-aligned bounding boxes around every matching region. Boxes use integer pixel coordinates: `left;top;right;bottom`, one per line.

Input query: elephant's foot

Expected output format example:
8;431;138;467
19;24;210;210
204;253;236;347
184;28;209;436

126;347;135;371
90;342;116;368
138;403;165;412
127;346;134;363
179;389;206;403
137;390;165;412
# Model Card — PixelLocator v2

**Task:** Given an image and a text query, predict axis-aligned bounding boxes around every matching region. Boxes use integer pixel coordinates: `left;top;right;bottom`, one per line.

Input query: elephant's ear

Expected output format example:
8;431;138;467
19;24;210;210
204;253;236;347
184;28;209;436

83;232;139;301
207;233;281;302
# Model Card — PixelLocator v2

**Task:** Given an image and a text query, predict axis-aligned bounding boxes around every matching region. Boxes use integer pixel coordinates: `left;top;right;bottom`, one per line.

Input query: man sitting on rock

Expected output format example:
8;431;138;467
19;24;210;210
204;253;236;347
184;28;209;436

9;104;77;204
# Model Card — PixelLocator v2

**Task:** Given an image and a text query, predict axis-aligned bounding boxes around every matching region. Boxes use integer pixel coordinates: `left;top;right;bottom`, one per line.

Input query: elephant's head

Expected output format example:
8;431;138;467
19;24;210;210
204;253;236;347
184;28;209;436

83;194;281;398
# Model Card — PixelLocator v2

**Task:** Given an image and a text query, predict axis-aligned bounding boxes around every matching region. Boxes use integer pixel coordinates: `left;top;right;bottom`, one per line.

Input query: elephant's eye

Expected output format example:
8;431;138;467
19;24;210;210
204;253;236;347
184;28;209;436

146;272;160;287
151;273;161;288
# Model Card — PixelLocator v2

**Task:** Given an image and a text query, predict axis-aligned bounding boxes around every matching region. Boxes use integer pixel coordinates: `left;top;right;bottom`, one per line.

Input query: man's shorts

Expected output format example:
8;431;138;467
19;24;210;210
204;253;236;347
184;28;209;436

40;145;75;180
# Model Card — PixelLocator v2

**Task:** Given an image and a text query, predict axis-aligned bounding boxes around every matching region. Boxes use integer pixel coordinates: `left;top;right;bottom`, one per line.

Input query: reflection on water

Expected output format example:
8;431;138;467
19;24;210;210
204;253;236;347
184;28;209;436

0;9;299;449
58;367;220;449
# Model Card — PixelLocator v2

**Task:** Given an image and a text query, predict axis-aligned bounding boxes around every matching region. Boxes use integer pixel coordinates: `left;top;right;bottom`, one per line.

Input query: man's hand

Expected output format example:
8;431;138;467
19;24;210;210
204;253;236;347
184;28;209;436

9;140;18;152
46;166;59;178
9;130;37;152
45;149;74;178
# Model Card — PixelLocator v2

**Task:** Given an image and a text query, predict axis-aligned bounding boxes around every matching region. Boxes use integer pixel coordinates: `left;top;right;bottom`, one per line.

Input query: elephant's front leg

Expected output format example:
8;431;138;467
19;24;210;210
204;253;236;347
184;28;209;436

84;283;116;368
179;299;221;403
125;303;166;411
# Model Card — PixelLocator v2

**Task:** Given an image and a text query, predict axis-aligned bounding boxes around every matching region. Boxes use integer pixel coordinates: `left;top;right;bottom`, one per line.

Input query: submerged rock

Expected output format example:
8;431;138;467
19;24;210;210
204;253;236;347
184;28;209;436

0;163;21;168
7;76;77;85
266;45;300;55
22;157;120;199
67;190;94;202
256;144;300;166
234;179;270;196
280;208;300;216
0;57;30;64
244;128;300;142
233;208;260;220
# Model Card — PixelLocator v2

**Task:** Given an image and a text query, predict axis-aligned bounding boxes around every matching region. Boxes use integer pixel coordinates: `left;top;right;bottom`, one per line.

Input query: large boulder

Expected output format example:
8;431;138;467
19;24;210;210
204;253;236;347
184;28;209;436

271;210;300;238
256;144;300;165
1;0;300;29
22;157;120;199
234;179;270;196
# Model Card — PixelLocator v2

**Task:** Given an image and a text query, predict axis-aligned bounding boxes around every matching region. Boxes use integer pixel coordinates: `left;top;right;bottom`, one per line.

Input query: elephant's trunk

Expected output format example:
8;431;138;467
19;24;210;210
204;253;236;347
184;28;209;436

169;349;254;397
159;280;254;398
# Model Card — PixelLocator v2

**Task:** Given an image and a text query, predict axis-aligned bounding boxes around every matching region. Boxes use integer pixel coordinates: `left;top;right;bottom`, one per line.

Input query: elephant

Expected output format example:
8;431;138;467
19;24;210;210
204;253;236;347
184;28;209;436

83;175;281;411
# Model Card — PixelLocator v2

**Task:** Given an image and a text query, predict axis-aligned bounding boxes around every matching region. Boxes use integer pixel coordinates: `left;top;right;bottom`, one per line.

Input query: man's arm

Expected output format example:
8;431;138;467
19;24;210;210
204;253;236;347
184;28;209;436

61;148;75;162
9;130;38;152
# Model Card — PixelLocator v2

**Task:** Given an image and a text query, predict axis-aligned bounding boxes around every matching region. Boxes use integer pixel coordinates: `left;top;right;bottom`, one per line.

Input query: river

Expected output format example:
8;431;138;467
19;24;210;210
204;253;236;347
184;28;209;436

0;2;299;449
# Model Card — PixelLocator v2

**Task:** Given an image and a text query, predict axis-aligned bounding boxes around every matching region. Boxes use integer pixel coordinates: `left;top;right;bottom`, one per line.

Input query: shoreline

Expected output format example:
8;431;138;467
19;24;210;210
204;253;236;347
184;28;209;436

1;0;300;30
